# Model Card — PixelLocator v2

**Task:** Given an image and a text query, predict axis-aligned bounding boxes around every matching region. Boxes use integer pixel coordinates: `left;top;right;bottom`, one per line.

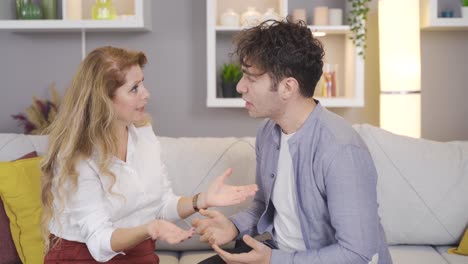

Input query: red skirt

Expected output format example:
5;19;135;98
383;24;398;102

44;236;160;264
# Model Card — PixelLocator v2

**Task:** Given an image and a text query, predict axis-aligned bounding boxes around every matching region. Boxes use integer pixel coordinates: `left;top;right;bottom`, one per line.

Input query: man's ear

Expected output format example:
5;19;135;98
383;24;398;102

279;77;299;99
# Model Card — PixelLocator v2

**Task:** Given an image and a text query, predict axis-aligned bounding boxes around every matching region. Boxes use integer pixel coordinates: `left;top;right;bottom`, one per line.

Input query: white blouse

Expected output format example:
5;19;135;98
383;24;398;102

49;124;181;262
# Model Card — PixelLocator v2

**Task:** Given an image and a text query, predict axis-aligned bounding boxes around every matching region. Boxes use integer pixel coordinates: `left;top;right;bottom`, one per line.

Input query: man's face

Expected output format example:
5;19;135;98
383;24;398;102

236;65;283;119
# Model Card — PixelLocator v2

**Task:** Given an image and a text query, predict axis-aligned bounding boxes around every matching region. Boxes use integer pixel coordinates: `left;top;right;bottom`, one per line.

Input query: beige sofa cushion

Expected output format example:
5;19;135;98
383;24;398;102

353;124;468;245
155;250;179;264
156;137;256;250
435;246;468;264
389;246;448;264
0;134;47;161
179;250;217;264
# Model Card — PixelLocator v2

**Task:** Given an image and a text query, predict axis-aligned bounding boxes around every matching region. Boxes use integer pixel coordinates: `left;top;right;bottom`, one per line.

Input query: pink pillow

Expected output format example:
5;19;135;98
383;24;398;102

0;197;21;264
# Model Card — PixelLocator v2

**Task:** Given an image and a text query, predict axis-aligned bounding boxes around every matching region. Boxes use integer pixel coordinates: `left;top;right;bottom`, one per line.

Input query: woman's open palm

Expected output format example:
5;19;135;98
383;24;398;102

147;220;194;244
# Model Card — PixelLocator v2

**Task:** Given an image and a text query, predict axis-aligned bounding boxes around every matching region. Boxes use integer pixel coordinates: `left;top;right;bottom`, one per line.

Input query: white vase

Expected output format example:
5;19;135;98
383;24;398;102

65;0;82;20
263;8;280;24
313;6;329;26
462;7;468;18
291;9;307;24
328;8;343;25
241;7;261;27
220;8;239;27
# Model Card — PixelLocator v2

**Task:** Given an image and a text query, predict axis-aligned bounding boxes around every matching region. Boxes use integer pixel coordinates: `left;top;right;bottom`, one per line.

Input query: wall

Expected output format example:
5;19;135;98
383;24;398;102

0;1;465;140
0;1;263;137
333;9;380;128
421;31;468;141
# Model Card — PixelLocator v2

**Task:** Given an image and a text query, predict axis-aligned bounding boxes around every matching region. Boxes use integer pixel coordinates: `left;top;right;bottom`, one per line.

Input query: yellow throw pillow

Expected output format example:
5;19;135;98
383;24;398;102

448;228;468;256
0;157;44;264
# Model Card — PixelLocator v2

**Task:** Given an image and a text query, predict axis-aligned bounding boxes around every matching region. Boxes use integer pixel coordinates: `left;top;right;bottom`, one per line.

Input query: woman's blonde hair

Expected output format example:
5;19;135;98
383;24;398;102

40;46;148;251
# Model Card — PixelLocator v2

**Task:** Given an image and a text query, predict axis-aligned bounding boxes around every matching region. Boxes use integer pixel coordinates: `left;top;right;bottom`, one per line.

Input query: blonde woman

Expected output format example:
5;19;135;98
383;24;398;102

41;46;258;264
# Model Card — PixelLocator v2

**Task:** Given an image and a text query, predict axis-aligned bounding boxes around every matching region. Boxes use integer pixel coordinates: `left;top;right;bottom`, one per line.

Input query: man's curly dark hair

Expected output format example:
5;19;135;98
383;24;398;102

234;19;325;98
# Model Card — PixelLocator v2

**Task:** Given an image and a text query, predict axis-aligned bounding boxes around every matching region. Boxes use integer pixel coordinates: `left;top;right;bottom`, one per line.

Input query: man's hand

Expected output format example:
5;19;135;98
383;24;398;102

212;235;272;264
198;168;258;209
192;209;238;245
147;219;194;244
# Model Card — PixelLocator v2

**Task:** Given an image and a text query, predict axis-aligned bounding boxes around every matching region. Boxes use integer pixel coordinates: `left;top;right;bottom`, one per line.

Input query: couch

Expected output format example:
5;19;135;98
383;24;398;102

0;124;467;264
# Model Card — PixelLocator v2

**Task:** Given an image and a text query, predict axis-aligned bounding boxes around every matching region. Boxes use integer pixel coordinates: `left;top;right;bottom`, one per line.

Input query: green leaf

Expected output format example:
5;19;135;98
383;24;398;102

221;63;242;83
347;0;369;58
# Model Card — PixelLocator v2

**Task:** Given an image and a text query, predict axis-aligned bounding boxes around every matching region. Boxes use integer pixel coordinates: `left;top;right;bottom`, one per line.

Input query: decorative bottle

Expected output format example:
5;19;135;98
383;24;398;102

42;0;57;19
92;0;116;20
18;0;43;19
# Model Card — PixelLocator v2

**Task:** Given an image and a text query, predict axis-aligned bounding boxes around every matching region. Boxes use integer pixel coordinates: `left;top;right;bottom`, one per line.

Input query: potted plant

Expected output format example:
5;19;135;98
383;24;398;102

347;0;370;58
220;63;242;98
462;0;468;18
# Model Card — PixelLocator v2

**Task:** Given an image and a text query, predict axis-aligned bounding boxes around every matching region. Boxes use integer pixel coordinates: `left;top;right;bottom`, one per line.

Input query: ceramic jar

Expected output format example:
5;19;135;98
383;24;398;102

463;7;468;18
220;8;239;27
241;7;261;27
263;8;279;24
313;6;328;25
328;8;343;25
66;0;82;20
291;9;307;24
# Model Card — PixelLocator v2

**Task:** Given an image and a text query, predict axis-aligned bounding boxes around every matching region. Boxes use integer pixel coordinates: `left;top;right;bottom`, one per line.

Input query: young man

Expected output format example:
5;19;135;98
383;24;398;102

193;20;392;264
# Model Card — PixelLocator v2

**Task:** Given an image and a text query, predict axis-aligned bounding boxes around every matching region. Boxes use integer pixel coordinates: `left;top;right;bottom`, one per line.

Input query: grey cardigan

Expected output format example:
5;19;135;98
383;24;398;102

230;103;392;264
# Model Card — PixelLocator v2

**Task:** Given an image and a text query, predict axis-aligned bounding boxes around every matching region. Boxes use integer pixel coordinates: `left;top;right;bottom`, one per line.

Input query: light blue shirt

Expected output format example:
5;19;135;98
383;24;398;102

230;102;392;264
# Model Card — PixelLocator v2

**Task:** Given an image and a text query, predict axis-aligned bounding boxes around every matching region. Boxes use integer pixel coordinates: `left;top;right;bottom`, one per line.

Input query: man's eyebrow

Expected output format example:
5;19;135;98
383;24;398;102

242;68;265;77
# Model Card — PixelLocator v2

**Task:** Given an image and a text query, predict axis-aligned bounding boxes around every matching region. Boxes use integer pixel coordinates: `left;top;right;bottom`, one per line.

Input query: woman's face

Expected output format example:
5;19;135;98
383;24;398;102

112;65;149;126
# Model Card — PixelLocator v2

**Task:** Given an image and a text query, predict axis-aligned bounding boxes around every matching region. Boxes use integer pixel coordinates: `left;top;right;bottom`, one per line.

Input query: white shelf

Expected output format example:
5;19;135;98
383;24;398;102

307;25;351;34
0;0;151;32
420;0;468;30
207;97;364;108
207;98;245;108
215;26;245;32
207;0;364;108
421;17;468;30
317;97;364;108
0;19;149;31
216;25;351;34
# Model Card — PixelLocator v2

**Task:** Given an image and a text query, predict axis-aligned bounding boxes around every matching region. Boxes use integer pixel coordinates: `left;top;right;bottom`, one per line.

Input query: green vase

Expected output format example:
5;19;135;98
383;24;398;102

16;0;22;18
18;0;43;20
92;0;116;20
41;0;57;19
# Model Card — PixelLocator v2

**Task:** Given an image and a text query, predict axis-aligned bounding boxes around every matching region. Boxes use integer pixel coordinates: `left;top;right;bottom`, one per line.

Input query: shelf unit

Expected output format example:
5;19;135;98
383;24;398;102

420;0;468;30
0;0;151;32
216;24;351;34
206;0;364;108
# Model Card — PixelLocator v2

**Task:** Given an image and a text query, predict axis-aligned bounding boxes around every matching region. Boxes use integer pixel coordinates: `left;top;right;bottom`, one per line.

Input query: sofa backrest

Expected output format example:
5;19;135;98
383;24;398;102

156;136;256;250
0;133;256;251
1;125;467;249
353;124;468;246
0;134;48;161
